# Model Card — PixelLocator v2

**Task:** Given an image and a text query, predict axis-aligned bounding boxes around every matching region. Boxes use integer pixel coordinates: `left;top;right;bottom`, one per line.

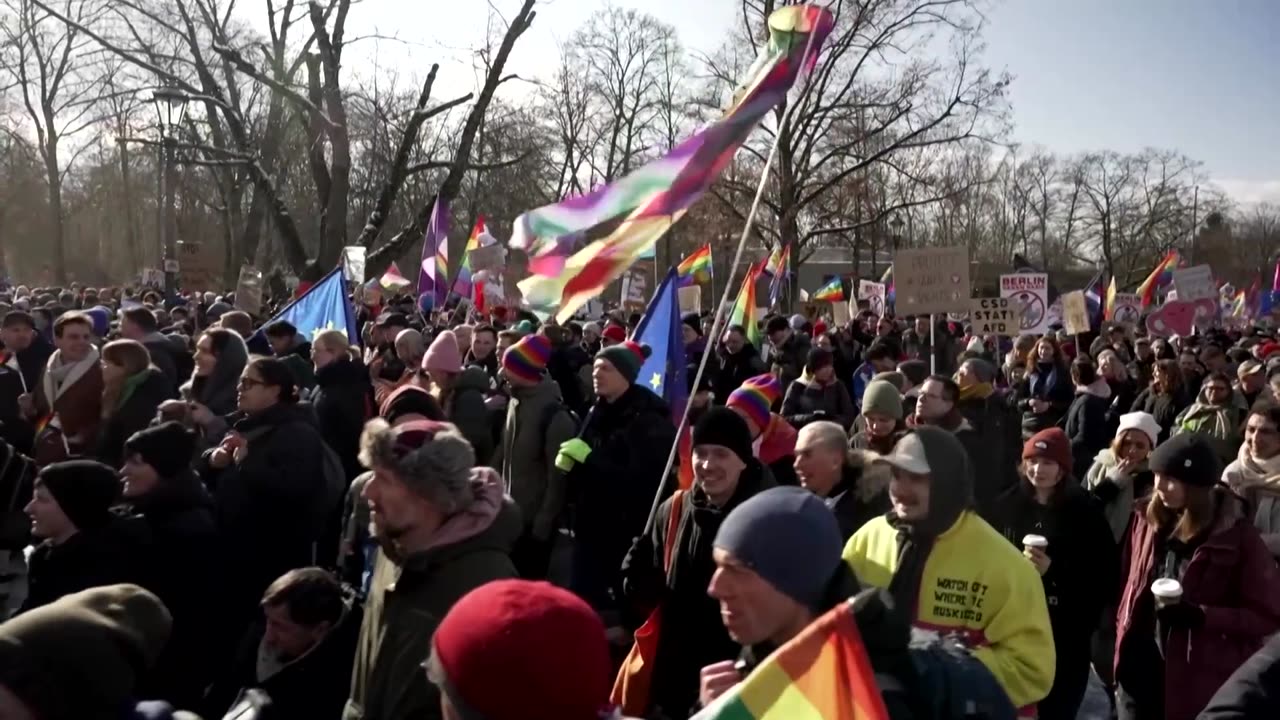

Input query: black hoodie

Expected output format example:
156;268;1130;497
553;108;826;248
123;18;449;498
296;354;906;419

312;356;373;480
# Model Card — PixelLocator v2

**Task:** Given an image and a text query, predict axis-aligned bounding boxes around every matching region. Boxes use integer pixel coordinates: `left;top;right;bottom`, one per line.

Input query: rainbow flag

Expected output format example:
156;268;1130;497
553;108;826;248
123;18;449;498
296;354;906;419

380;262;411;291
1103;275;1118;321
1136;251;1181;307
677;244;714;287
692;600;889;720
1231;289;1247;318
812;277;843;303
451;217;495;300
767;245;790;307
434;220;450;307
728;260;765;348
511;5;834;322
417;196;450;309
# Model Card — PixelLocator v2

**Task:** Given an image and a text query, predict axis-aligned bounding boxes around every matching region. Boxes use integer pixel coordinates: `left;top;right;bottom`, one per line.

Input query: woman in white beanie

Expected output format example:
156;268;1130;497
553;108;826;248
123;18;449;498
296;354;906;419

1082;411;1161;542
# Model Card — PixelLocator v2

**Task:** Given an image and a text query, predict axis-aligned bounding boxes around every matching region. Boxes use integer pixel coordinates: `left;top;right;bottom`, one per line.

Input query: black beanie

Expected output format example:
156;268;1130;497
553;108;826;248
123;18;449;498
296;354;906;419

682;312;703;336
596;341;650;385
37;460;120;532
691;406;754;465
124;422;196;479
1149;433;1221;488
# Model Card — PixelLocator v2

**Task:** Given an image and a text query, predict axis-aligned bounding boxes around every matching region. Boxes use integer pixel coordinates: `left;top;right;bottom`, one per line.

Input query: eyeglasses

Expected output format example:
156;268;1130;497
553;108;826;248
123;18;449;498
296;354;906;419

238;377;268;390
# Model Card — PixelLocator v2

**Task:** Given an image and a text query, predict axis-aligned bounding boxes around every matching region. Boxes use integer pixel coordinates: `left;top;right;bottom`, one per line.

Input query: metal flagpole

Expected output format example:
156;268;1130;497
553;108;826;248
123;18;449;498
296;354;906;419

930;314;936;374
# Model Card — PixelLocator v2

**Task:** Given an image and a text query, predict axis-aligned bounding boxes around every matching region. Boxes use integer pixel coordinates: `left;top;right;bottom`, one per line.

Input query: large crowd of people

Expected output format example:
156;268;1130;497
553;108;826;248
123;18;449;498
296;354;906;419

1;280;1279;720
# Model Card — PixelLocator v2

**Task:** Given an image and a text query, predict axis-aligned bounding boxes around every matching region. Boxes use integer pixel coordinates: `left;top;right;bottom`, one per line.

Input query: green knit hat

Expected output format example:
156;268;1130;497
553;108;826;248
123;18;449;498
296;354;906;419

862;380;903;421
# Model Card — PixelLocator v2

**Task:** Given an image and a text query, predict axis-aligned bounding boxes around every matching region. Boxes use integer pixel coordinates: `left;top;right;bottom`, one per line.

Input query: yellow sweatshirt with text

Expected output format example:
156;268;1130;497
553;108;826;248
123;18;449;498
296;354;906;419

843;511;1056;712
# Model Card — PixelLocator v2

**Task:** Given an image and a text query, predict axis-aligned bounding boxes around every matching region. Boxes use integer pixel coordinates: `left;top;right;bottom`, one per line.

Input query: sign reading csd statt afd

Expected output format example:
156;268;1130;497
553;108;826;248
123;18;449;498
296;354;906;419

970;297;1013;335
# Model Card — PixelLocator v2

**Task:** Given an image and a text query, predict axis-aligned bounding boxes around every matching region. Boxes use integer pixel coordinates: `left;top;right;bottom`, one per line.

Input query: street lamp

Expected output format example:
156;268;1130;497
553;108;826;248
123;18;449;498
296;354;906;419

147;87;189;298
889;213;905;251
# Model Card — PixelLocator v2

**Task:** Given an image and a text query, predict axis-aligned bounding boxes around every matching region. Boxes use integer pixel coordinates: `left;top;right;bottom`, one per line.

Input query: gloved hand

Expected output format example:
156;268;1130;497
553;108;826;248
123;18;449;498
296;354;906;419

1092;479;1122;504
1156;600;1205;629
555;438;592;471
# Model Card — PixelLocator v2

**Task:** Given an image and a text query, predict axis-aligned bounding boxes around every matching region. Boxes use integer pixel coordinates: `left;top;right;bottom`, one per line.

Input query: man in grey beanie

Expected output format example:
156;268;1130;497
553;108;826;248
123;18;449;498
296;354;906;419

346;418;521;720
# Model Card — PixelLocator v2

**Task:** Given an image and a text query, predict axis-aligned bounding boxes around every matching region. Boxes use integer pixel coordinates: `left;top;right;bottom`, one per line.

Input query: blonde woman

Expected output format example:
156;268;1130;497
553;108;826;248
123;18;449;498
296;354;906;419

98;339;171;467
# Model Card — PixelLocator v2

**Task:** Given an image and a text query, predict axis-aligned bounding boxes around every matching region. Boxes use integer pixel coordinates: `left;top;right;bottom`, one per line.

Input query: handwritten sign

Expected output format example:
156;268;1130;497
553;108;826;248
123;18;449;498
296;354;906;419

857;280;886;317
1000;273;1050;334
341;246;366;283
620;269;647;311
176;241;221;291
1172;264;1216;302
234;266;264;316
1062;290;1090;335
893;247;969;316
969;297;1013;335
678;285;701;313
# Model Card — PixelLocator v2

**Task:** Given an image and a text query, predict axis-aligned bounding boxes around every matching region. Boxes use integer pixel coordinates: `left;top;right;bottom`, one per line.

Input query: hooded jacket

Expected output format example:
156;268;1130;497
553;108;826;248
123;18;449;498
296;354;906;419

312;356;374;480
345;469;520;720
619;460;776;718
0;584;172;718
1115;488;1280;720
491;376;576;541
182;332;249;419
829;450;893;541
843;427;1056;714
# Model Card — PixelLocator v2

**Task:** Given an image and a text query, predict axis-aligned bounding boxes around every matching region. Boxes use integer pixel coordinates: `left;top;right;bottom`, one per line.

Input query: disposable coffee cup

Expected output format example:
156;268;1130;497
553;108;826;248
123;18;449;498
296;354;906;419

1022;534;1048;550
1151;578;1183;606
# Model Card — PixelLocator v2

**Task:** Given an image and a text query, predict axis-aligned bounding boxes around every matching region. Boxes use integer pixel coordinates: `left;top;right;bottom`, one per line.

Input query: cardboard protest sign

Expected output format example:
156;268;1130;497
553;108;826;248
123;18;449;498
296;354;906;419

621;270;647;311
832;301;850;326
969;296;1014;335
234;266;264;316
893;247;969;316
1111;292;1142;327
1000;273;1050;334
1062;290;1090;335
176;241;220;291
1172;265;1216;302
857;280;886;317
467;244;506;272
678;286;702;313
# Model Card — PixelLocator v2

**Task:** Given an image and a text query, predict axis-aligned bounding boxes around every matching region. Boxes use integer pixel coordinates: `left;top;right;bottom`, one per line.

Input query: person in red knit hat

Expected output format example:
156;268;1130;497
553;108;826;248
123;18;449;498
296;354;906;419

426;579;615;720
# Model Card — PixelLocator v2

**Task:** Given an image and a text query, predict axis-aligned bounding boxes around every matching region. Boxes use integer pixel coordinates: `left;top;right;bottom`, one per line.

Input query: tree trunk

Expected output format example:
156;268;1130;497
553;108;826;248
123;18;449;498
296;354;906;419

43;134;66;284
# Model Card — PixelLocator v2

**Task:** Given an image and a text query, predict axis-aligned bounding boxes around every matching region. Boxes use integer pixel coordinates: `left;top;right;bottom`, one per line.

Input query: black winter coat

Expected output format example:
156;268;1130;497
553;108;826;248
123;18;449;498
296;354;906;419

206;597;362;720
1130;386;1193;443
712;344;765;405
0;335;52;454
781;377;857;430
20;515;147;613
771;333;811;389
1019;362;1073;437
0;439;36;551
142;336;181;395
1105;378;1138;438
568;384;676;615
312;357;372;481
956;389;1021;512
620;460;776;718
1197;631;1280;720
120;473;219;706
830;452;893;541
98;368;174;468
1064;389;1112;479
200;402;334;632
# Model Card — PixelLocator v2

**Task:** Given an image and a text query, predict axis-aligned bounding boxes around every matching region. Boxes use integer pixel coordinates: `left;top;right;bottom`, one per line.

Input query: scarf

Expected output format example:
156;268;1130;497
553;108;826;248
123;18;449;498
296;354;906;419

958;382;993;402
115;370;152;411
886;516;934;617
1076;377;1112;399
1232;444;1280;491
41;345;100;404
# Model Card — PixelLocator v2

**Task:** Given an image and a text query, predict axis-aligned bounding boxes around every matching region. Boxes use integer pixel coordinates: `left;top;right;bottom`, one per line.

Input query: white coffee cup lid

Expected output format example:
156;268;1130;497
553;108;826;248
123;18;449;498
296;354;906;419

1151;578;1183;597
1022;534;1048;547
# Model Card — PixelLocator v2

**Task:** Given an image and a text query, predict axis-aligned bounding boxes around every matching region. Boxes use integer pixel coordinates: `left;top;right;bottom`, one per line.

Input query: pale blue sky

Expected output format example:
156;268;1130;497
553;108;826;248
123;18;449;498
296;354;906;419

244;0;1279;202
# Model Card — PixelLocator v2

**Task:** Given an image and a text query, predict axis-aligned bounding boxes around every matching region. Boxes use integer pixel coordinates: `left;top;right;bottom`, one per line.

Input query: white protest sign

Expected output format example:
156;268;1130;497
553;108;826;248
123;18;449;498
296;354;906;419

1000;273;1050;334
1111;292;1142;327
342;246;366;283
858;280;887;317
832;301;850;326
139;269;164;288
1062;290;1091;335
621;269;647;310
234;266;264;316
678;286;702;313
893;247;969;316
1172;264;1216;302
969;297;1014;335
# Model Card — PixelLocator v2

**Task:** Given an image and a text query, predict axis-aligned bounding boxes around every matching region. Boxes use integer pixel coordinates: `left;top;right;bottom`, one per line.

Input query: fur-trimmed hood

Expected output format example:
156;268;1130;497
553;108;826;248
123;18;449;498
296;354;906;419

846;448;893;503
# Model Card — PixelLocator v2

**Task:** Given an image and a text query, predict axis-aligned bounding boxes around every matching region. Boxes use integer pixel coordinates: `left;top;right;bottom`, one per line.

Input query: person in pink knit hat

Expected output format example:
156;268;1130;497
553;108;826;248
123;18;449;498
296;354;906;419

421;330;495;463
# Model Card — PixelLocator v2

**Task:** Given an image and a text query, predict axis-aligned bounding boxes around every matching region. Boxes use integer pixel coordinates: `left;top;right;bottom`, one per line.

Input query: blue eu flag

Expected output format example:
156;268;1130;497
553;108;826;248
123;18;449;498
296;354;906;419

631;268;688;422
264;266;359;345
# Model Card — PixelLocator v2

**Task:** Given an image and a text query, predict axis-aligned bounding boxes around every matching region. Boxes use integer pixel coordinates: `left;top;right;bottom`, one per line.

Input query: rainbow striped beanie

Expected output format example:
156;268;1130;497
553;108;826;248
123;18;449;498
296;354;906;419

502;334;552;383
727;373;781;433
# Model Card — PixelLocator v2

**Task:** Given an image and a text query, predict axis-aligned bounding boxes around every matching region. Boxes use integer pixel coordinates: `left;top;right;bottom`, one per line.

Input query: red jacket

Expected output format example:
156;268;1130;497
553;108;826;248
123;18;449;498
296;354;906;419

1114;488;1280;720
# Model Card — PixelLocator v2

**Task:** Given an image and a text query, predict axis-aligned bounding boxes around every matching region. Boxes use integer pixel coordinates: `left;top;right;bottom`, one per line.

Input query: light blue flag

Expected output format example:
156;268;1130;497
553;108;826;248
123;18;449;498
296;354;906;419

263;266;359;345
631;268;688;421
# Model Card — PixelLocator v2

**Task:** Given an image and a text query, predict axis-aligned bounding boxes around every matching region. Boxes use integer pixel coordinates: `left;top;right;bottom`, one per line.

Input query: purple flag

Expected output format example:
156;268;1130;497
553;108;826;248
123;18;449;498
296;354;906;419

417;196;450;311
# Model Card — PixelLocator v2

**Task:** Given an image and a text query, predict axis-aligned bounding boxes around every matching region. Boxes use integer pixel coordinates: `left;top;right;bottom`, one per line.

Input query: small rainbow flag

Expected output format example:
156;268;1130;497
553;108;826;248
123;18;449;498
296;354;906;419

692;599;889;720
677;244;713;287
1136;251;1181;307
812;277;844;303
767;245;790;307
728;260;765;348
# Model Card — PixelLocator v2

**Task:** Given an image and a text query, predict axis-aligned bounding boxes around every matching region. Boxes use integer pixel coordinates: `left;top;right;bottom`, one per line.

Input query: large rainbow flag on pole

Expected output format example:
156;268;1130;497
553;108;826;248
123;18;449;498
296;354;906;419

692;599;889;720
1136;250;1181;307
511;5;834;322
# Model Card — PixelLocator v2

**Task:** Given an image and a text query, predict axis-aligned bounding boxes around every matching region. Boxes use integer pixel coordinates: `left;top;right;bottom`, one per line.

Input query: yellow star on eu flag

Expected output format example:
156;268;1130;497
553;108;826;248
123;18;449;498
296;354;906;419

311;321;338;340
649;372;662;391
